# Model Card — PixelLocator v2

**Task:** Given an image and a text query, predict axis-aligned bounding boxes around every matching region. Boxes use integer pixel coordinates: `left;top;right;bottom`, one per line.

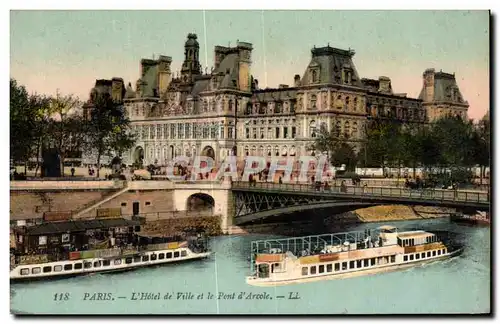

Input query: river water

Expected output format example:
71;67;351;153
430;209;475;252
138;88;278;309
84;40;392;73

10;218;490;314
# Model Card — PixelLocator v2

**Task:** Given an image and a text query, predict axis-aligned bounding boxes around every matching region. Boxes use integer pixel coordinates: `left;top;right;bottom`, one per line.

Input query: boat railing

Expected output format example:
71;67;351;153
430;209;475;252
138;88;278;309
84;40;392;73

250;230;374;261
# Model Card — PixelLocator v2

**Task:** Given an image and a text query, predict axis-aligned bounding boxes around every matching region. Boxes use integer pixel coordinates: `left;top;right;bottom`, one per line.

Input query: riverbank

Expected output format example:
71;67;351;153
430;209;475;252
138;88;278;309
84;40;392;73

355;205;454;222
140;216;222;237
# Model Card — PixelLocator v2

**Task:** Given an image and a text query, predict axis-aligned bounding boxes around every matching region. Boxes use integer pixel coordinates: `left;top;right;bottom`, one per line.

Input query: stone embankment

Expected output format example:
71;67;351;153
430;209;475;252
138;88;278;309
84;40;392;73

140;216;222;237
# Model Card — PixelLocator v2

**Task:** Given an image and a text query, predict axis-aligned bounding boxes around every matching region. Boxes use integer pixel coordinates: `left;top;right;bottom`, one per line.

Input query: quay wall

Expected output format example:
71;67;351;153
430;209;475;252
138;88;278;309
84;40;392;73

77;190;175;219
10;180;124;191
10;190;118;220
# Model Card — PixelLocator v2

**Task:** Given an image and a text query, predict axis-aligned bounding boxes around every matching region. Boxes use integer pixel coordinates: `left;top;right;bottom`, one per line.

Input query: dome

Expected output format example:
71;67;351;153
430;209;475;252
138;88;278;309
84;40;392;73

185;33;199;47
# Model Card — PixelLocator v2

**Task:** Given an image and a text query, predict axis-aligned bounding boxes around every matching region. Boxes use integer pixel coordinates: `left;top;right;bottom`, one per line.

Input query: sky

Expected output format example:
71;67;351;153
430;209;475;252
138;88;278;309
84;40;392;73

10;10;490;120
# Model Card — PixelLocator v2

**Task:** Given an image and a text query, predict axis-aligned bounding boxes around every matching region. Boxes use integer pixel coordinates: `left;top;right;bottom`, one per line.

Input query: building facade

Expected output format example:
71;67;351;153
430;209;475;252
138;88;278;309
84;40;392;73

84;33;469;166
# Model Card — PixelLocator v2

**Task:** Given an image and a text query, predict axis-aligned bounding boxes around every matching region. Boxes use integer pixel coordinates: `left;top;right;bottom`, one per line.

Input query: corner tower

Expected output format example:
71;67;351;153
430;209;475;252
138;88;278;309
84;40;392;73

418;68;469;121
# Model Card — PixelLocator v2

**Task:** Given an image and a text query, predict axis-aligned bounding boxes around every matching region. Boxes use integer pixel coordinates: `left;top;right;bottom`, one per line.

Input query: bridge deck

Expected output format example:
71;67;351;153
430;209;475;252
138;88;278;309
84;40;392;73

232;182;490;204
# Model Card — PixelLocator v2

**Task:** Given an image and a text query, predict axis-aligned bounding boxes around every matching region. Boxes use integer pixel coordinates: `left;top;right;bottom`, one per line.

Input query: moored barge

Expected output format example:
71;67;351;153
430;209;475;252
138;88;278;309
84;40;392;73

10;217;210;282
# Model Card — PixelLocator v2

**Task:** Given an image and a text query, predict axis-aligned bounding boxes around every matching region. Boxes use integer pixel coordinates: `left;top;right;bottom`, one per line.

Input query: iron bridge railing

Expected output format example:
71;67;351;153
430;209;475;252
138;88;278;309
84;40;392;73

232;181;490;204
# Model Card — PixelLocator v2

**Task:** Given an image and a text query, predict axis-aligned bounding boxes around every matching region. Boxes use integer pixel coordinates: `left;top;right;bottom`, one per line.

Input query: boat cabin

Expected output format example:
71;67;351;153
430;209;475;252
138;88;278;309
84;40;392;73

397;231;438;247
378;225;399;246
11;218;143;258
254;252;286;278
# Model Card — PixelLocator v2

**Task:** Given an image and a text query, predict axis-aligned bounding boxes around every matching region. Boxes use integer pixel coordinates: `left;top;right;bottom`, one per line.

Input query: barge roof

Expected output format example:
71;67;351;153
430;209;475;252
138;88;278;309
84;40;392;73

23;218;141;236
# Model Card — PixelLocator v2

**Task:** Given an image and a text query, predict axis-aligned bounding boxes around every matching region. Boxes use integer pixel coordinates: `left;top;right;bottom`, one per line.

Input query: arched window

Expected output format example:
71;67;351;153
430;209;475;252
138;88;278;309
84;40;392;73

344;121;350;138
267;145;272;156
274;145;279;156
320;122;327;133
245;103;252;115
245;146;249;156
258;146;264;156
352;122;358;138
251;146;256;156
310;95;317;110
345;96;350;108
228;99;233;111
353;97;357;111
312;70;318;83
203;100;208;112
309;120;317;138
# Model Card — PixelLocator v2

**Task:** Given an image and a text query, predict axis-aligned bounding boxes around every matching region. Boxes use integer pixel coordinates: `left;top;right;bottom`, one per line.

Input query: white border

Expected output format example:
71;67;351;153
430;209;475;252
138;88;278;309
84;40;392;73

3;1;497;322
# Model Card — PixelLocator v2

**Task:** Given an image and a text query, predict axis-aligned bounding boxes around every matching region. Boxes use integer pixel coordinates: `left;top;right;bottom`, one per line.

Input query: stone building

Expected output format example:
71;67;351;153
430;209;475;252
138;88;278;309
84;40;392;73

84;33;469;166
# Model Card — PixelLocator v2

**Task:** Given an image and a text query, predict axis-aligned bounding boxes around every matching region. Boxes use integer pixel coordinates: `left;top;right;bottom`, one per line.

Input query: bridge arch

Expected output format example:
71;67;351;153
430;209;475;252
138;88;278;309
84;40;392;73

186;193;215;212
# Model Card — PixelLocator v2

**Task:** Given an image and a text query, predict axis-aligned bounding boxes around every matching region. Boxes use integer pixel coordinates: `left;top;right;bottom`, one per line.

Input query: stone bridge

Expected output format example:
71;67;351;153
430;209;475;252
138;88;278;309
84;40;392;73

10;179;490;231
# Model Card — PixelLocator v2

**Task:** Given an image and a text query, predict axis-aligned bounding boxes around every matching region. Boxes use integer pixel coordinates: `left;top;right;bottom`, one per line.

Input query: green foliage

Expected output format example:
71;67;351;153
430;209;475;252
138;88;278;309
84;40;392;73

10;79;34;163
330;142;358;171
84;92;136;176
361;115;490;182
312;127;357;171
10;79;136;177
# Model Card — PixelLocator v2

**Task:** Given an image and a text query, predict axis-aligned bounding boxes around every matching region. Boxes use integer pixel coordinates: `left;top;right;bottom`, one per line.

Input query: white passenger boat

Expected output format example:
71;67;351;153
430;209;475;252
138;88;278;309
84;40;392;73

10;217;211;282
246;225;462;287
10;241;211;282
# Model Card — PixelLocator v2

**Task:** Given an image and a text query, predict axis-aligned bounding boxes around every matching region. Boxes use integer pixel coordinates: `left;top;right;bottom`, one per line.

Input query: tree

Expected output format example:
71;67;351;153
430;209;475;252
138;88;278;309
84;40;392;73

311;126;341;161
364;119;402;170
85;93;136;177
431;115;476;168
47;92;85;176
10;79;33;167
472;114;490;184
330;142;358;171
28;94;52;176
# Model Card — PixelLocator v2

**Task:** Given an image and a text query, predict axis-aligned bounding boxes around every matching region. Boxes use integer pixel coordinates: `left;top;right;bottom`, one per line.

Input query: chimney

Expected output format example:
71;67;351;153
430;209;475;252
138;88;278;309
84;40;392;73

422;68;435;102
111;77;124;103
294;74;301;87
158;55;172;96
378;76;392;94
214;46;229;70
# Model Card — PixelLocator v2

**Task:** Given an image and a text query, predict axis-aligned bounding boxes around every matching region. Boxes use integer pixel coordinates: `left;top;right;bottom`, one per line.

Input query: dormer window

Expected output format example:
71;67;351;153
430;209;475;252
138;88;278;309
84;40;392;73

309;63;320;84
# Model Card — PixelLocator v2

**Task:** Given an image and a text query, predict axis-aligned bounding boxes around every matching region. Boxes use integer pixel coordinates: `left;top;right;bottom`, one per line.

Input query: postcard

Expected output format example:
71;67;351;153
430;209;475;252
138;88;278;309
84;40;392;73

9;9;490;315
